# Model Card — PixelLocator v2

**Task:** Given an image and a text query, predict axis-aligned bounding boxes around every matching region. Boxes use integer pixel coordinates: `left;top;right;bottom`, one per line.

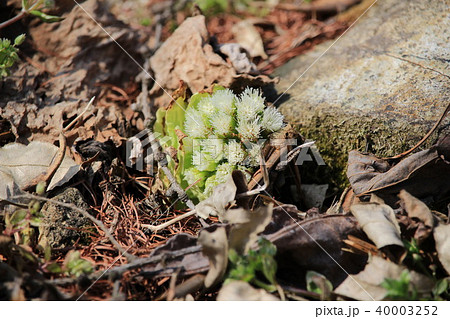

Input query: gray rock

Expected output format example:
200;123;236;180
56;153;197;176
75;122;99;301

39;188;91;249
275;0;450;186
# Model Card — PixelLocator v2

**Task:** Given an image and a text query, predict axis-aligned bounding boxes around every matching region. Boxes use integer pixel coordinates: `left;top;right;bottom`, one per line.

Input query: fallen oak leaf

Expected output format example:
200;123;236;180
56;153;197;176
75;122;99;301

399;189;435;243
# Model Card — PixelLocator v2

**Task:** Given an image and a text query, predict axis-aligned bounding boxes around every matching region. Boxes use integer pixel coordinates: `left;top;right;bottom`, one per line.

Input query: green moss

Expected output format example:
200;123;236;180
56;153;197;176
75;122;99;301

294;113;441;190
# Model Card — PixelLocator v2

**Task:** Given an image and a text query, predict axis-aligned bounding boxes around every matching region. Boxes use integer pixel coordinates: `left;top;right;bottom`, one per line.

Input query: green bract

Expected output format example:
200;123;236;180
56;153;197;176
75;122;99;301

154;86;284;202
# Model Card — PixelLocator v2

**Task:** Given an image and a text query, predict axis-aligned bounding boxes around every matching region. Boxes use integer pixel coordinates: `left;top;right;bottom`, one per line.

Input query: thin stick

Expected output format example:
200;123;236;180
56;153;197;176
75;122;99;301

63;97;95;132
142;210;197;233
46;245;203;286
383;102;450;160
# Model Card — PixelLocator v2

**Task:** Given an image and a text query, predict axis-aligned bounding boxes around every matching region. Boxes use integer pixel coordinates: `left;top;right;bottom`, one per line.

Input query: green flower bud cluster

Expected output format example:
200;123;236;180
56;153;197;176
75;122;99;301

154;86;284;202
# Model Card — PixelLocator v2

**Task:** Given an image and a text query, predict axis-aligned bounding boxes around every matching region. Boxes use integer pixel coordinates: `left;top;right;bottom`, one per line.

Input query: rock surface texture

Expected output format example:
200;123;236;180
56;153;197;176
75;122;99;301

39;188;90;249
275;0;450;186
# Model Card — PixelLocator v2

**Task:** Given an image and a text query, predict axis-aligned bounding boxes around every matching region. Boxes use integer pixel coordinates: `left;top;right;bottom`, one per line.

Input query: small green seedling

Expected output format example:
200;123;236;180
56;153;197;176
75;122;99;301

0;34;25;77
381;270;418;300
306;270;333;300
225;238;278;292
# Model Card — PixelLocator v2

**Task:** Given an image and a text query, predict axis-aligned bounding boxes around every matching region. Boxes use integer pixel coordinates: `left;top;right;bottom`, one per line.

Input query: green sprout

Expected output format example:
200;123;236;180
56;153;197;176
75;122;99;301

225;238;278;292
0;0;63;30
381;270;418;300
0;34;25;78
154;86;285;202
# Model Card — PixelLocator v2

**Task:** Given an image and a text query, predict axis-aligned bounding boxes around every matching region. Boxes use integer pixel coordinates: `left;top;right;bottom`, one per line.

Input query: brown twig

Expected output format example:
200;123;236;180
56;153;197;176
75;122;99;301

46;245;202;286
382;102;450;160
0;11;27;30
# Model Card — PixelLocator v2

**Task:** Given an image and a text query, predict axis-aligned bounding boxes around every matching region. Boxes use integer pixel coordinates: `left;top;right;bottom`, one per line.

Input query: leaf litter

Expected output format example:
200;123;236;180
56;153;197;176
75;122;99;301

0;0;449;301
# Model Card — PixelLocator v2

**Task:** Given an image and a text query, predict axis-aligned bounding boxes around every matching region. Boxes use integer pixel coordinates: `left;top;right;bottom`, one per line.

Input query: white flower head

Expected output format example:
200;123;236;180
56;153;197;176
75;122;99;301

210;89;235;115
226;139;246;165
237;118;261;141
210;111;234;137
197;96;216;118
184;108;209;138
242;87;265;106
236;88;265;121
261;107;284;132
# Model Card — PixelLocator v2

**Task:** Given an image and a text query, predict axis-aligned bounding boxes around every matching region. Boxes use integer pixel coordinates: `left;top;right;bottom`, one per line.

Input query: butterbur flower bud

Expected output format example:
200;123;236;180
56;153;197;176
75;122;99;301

261;107;284;132
197;96;216;117
210;89;235;115
174;86;285;201
227;139;245;165
200;137;225;163
236;88;265;121
184;108;209;138
210;112;234;137
245;142;263;167
236;118;261;141
183;167;209;188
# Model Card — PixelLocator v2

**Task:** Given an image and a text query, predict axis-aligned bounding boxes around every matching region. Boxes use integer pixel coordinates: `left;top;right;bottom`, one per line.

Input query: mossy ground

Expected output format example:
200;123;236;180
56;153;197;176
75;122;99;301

291;112;447;190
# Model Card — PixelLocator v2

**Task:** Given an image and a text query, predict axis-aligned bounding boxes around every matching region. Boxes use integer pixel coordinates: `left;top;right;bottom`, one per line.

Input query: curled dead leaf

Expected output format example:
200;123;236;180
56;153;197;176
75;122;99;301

334;256;434;301
198;227;229;288
0;141;80;200
433;224;450;275
266;215;367;288
195;174;237;220
231;20;268;59
347;142;450;205
350;203;403;249
228;204;274;255
399;190;434;228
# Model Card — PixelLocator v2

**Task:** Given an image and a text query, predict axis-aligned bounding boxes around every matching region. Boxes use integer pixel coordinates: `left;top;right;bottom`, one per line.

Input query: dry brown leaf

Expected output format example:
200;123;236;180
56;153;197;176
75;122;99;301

217;281;279;301
149;15;275;108
399;190;434;228
0;141;80;199
350;203;404;249
228;204;274;255
433;223;450;275
149;15;236;107
347;138;450;205
195;174;237;220
231;20;268;59
1;0;144;108
198;227;229;288
266;215;366;288
218;43;256;73
334;255;434;300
